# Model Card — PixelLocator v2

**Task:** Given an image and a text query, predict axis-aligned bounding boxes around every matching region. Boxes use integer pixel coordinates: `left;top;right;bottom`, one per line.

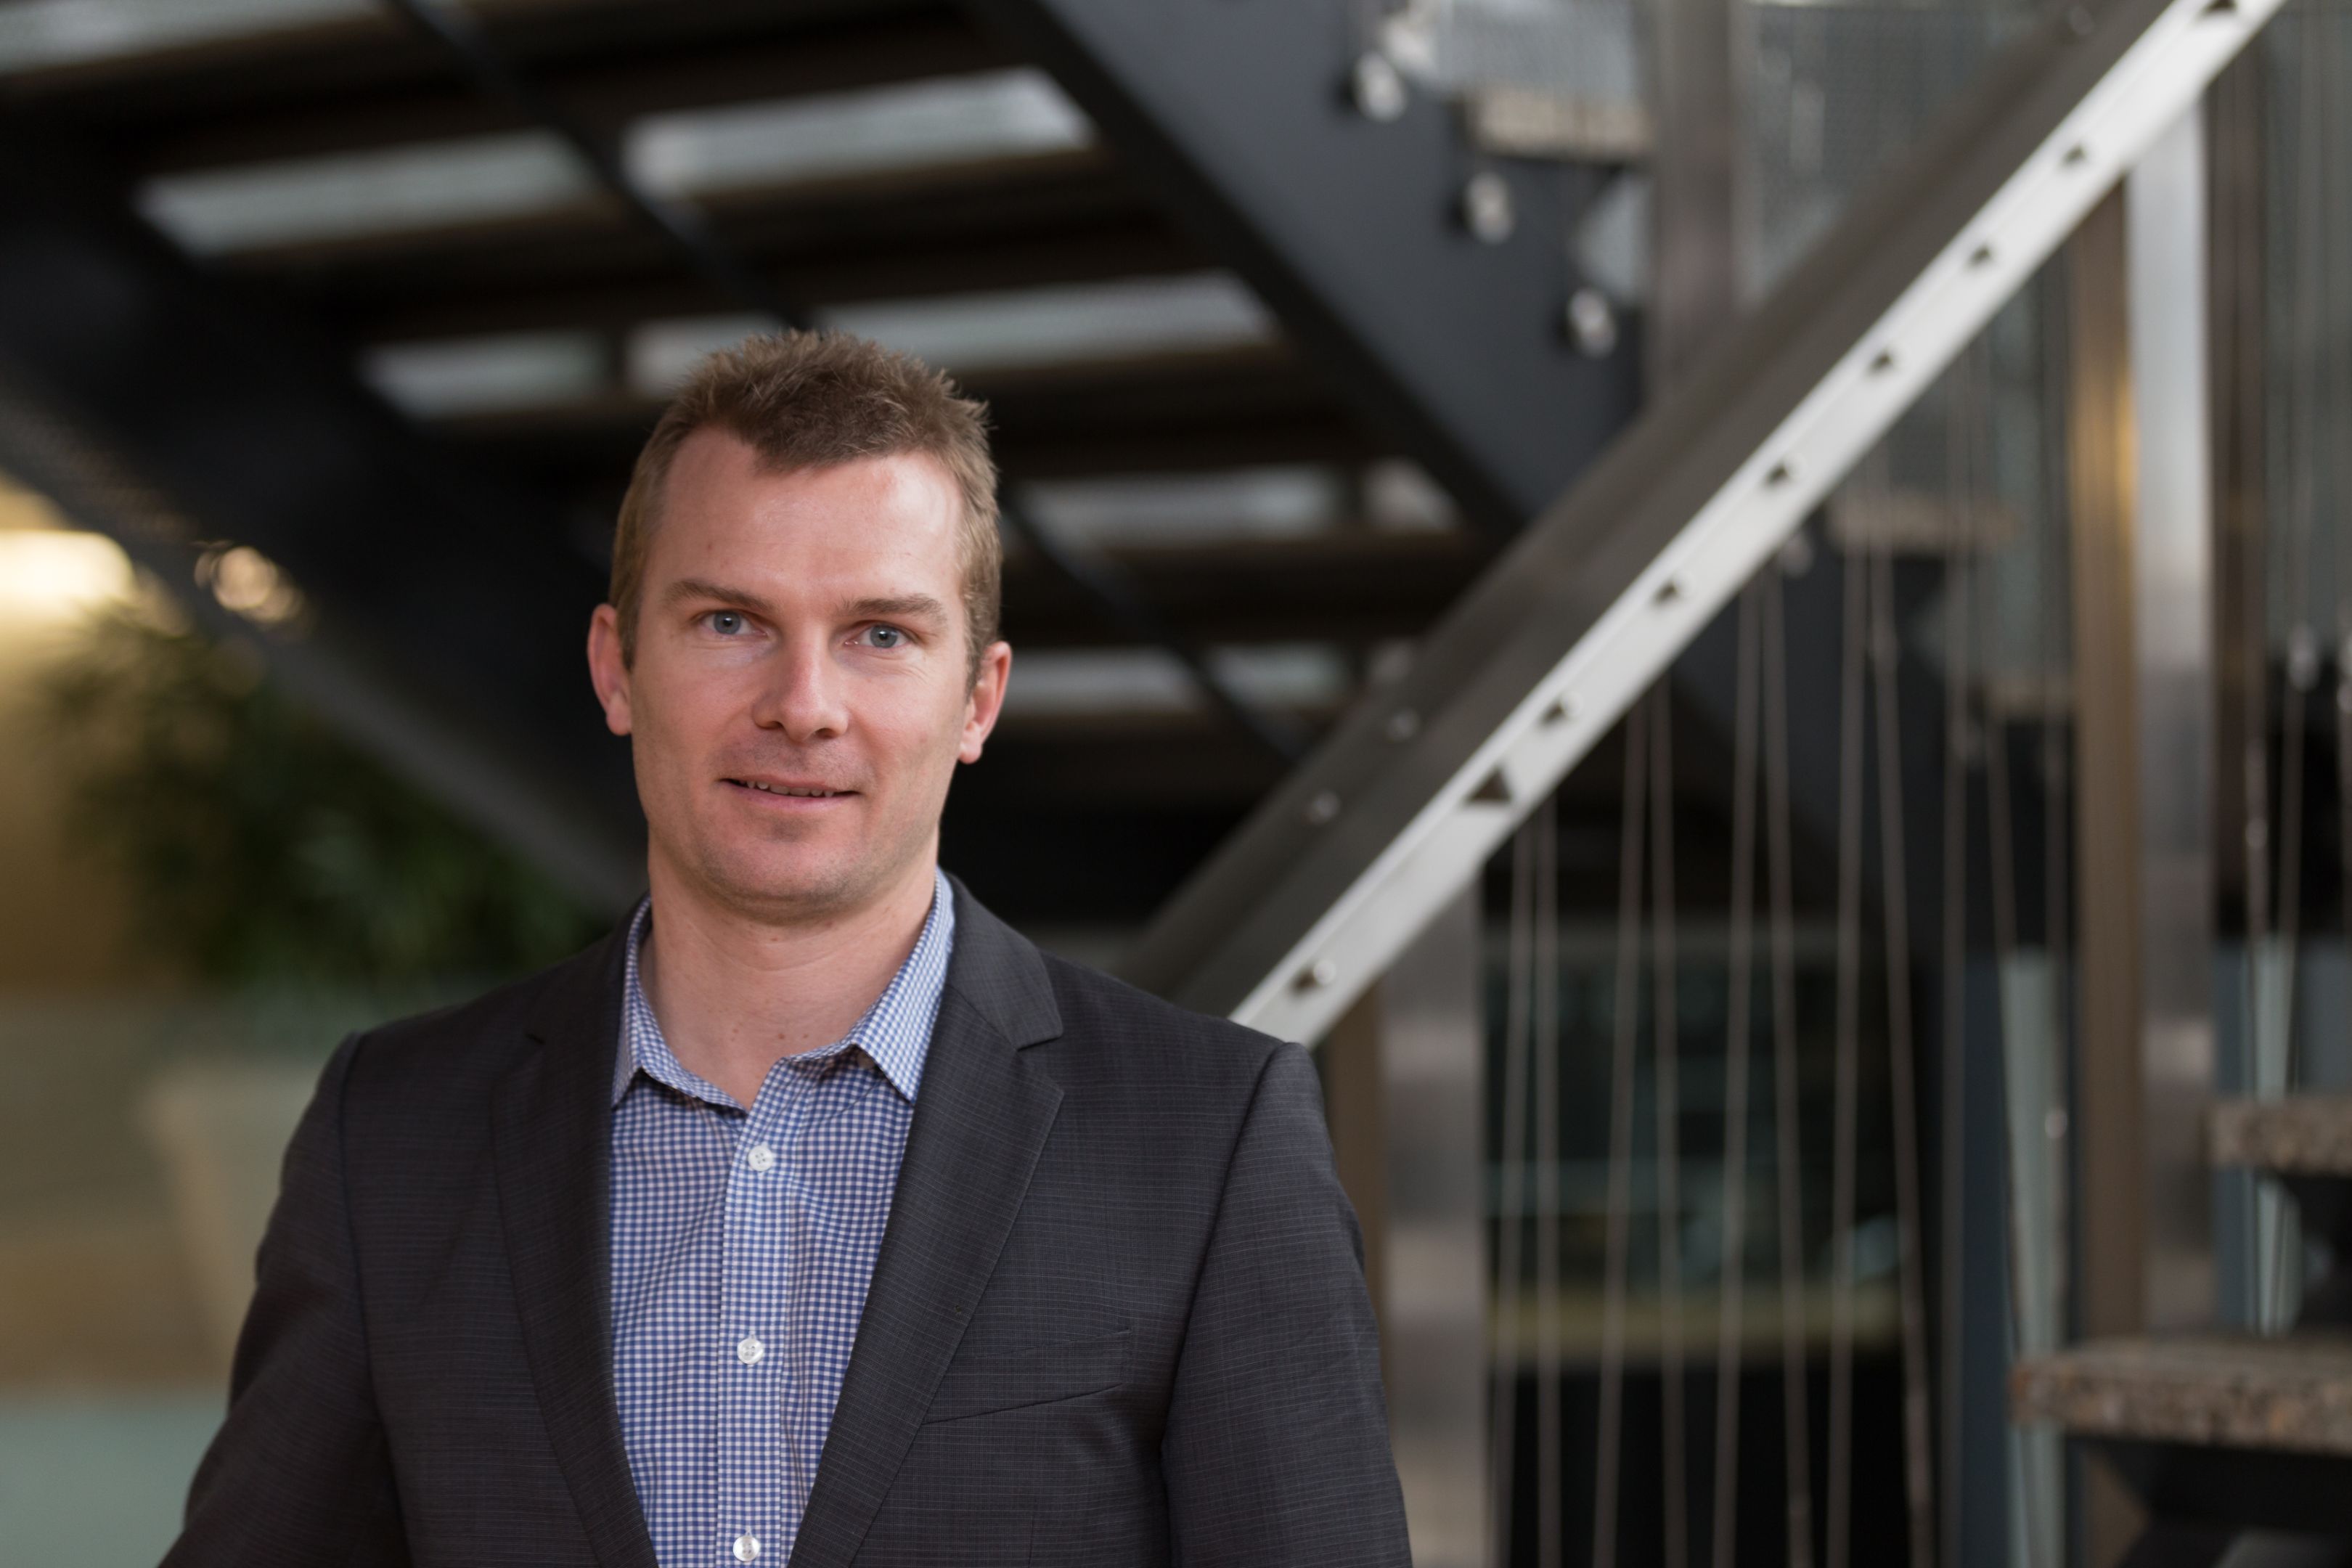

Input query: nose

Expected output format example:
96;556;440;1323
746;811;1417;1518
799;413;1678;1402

748;634;849;744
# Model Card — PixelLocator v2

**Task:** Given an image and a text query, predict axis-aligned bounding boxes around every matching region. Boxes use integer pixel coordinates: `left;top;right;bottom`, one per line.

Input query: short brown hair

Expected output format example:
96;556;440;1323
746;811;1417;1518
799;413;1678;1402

610;330;1001;679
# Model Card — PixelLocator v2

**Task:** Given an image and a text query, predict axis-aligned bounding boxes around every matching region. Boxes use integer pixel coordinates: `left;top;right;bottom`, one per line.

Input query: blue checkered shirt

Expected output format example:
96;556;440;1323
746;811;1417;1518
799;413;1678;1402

609;870;955;1568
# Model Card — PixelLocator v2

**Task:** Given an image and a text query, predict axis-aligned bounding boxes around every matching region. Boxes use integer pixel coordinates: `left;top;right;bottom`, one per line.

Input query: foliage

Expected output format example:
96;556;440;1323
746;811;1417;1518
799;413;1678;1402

41;606;606;987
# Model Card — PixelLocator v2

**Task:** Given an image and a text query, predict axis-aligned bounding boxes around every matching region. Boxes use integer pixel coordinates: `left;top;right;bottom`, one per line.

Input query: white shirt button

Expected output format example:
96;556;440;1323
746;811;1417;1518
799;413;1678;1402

746;1143;775;1172
732;1533;760;1562
736;1336;764;1365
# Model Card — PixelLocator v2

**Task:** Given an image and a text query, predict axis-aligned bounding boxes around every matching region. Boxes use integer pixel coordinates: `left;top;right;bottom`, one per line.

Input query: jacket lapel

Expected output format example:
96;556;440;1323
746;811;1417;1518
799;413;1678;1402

492;926;661;1568
788;882;1066;1568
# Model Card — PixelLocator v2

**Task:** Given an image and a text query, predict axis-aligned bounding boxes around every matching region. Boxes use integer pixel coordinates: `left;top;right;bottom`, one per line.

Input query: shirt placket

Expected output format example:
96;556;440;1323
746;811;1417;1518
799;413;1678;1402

715;1066;817;1568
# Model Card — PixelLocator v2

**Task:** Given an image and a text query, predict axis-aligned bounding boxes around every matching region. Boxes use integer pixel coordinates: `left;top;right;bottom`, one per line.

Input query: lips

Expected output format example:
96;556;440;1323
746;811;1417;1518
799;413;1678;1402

725;775;854;800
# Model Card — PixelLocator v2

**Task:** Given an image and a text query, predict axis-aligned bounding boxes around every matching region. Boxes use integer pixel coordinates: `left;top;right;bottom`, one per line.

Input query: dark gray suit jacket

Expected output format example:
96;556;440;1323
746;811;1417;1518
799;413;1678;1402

164;878;1411;1567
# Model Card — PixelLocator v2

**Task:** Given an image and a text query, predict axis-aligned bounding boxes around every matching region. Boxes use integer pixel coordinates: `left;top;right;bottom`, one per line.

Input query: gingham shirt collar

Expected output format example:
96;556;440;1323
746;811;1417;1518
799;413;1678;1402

611;867;953;1109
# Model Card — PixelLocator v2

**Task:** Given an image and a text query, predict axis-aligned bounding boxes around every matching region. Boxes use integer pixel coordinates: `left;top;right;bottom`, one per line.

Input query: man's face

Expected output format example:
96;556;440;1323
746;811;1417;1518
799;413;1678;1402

587;431;1010;923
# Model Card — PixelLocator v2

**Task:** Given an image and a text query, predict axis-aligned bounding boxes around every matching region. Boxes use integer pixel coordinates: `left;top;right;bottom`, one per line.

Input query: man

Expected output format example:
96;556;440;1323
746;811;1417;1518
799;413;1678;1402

166;332;1411;1567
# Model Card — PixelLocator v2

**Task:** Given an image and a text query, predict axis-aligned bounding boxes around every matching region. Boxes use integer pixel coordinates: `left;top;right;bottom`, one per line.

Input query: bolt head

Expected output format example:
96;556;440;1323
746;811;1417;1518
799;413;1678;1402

1385;708;1421;742
1566;286;1618;357
1461;172;1515;244
2289;624;2321;691
2066;4;2095;36
1776;530;1816;578
1351;52;1408;122
1304;789;1341;825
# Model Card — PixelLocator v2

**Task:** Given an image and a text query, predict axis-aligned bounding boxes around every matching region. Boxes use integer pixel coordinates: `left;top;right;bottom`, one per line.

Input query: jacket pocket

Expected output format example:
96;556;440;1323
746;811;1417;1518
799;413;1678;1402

920;1328;1130;1424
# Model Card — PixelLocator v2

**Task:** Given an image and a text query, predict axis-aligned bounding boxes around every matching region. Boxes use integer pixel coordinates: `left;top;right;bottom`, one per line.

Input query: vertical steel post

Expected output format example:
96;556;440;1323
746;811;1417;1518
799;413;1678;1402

1325;894;1489;1568
2065;107;2219;1564
2126;110;2218;1341
2065;186;2149;1564
1651;0;1746;389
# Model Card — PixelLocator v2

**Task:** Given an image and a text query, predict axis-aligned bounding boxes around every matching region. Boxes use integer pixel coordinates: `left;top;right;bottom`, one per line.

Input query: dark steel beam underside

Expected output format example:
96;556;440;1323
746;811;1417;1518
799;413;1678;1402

378;0;1308;763
438;349;1382;524
6;0;951;166
1001;531;1482;649
963;0;1641;534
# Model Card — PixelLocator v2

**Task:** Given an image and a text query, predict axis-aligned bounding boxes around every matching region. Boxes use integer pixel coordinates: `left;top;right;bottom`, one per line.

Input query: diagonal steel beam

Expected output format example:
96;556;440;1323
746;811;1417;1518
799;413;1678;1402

1120;0;2283;1039
963;0;1641;534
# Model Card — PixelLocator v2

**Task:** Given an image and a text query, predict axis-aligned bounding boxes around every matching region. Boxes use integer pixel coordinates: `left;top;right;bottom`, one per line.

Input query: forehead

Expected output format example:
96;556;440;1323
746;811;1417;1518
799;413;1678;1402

648;430;963;596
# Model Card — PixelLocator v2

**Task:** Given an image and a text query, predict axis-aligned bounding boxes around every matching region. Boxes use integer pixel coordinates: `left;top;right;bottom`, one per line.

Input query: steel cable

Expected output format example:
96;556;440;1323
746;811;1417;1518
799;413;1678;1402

1763;567;1816;1568
1872;546;1938;1568
1652;685;1690;1568
1534;795;1564;1568
1824;470;1872;1568
1596;704;1651;1568
1936;352;1975;1568
1490;822;1537;1568
1712;587;1763;1568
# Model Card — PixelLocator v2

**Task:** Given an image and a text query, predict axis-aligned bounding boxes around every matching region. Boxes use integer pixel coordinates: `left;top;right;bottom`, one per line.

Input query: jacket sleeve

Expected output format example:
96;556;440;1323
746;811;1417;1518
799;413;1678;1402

164;1032;409;1567
1160;1040;1413;1567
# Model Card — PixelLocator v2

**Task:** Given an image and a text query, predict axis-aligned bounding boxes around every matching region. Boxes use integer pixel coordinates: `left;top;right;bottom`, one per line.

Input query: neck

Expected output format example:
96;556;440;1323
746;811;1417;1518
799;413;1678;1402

637;854;939;1108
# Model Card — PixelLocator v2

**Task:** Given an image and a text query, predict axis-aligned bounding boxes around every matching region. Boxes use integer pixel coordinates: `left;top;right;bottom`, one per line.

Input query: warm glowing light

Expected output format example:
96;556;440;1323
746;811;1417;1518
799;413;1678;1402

197;544;305;627
0;528;136;621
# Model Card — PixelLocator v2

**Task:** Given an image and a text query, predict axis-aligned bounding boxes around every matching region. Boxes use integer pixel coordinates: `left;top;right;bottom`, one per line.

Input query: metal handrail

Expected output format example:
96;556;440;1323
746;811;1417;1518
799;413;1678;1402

1122;0;2283;1042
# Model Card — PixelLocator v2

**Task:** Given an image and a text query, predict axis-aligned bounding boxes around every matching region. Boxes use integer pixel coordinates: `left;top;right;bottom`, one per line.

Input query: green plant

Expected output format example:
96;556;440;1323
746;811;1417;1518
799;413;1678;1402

41;605;604;987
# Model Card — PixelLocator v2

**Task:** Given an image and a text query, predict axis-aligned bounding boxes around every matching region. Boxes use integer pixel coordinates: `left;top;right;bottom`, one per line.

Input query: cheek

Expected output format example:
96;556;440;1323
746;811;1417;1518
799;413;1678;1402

634;665;740;759
862;685;971;776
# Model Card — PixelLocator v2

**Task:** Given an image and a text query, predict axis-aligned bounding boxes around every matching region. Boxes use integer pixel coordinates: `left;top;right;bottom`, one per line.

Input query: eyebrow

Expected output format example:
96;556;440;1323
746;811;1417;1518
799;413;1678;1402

664;576;777;616
844;594;950;629
662;578;950;629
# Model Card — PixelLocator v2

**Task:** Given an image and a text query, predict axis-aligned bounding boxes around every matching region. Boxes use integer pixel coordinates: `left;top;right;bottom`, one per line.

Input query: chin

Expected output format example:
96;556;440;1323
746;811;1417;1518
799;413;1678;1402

693;838;878;918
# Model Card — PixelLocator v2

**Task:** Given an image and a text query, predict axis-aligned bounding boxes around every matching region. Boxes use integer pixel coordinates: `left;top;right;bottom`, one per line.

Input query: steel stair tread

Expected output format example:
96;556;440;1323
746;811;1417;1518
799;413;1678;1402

2012;1334;2352;1456
2209;1095;2352;1177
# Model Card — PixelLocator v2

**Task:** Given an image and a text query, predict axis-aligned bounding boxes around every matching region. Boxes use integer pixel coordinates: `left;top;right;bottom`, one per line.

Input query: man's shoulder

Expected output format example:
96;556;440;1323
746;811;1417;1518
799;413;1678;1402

1026;947;1297;1095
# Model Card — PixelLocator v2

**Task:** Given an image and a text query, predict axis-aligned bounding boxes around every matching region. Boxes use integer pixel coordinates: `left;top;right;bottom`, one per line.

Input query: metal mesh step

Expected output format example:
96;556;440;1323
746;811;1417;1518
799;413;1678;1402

2210;1096;2352;1177
2012;1334;2352;1455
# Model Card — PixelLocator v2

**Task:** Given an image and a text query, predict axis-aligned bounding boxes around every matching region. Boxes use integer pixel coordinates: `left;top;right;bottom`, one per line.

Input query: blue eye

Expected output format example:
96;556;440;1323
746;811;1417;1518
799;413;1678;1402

707;611;747;636
862;624;907;649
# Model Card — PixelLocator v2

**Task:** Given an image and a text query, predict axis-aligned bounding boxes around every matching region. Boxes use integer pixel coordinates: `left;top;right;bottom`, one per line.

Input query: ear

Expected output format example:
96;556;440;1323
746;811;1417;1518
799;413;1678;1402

587;604;634;737
958;641;1012;764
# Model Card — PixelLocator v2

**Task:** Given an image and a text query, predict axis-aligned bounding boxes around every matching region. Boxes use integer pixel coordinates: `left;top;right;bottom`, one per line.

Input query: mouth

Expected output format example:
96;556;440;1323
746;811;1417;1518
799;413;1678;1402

724;777;856;801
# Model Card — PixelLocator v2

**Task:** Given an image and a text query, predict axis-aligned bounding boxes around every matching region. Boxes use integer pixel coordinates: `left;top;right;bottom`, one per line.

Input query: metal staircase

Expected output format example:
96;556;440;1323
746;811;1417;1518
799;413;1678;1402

1119;0;2282;1039
2014;1096;2352;1556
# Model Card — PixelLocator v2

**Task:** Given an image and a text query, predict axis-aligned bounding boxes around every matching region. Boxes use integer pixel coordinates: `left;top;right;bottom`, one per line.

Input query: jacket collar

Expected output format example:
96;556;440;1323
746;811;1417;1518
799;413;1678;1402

494;919;656;1568
788;874;1065;1567
610;867;959;1109
491;874;1064;1568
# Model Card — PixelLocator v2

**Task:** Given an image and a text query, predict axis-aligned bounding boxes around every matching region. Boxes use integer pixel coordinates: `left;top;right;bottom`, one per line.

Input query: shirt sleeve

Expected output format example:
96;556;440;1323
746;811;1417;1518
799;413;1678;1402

1159;1040;1414;1567
164;1032;410;1567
